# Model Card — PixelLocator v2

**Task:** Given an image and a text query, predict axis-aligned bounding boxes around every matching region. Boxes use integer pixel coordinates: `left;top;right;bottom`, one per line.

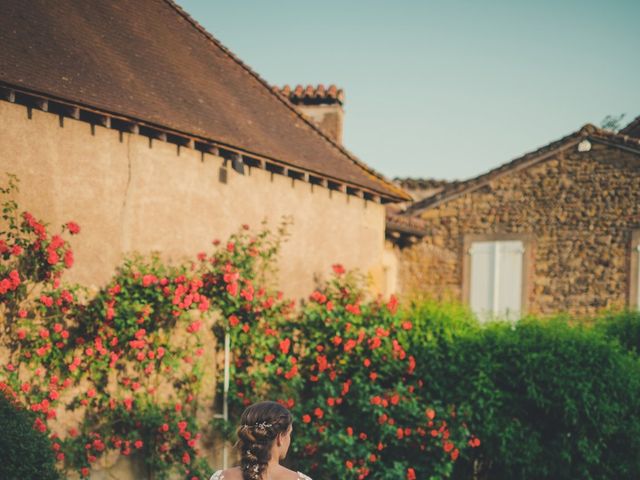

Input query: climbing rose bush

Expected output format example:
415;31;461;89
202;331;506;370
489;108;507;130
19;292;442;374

219;266;479;479
0;177;213;479
0;176;478;479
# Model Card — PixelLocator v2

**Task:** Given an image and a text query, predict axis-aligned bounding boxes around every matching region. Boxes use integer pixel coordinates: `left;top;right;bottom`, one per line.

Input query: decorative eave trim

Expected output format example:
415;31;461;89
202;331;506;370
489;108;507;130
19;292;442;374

385;213;429;248
0;83;395;204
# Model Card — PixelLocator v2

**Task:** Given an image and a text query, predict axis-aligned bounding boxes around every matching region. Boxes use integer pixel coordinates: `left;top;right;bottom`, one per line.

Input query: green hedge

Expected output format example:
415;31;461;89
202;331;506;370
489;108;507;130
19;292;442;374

405;305;640;480
0;389;61;480
595;310;640;355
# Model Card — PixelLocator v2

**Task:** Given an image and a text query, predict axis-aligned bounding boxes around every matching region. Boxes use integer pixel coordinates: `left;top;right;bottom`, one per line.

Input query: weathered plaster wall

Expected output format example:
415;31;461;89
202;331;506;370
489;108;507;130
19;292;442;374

0;100;386;299
398;142;640;316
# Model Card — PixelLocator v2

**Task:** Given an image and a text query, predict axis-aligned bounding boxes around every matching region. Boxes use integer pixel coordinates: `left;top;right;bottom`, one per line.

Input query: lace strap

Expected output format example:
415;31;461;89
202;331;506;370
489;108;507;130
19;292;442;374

297;472;312;480
210;471;223;480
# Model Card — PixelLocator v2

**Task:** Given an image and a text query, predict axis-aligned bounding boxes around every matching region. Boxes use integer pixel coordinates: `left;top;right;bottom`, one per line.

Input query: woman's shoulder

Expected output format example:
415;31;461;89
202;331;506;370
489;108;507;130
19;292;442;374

277;467;312;480
209;468;242;480
209;467;312;480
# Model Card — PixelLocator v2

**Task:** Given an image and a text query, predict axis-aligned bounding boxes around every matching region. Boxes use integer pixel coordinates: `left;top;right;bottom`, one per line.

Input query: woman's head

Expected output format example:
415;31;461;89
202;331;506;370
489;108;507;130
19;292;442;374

236;401;293;480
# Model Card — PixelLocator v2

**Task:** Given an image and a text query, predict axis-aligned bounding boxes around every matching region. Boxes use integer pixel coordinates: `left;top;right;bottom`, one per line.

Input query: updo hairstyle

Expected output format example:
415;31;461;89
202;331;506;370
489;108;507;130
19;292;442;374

236;401;293;480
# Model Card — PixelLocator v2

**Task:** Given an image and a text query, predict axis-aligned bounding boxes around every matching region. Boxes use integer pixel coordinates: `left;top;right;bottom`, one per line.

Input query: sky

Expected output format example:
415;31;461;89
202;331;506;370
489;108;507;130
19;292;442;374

176;0;640;182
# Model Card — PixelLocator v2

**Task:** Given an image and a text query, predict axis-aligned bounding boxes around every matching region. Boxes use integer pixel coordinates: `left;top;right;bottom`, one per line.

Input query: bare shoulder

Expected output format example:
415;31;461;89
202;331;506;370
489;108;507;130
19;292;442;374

275;465;312;480
211;467;243;480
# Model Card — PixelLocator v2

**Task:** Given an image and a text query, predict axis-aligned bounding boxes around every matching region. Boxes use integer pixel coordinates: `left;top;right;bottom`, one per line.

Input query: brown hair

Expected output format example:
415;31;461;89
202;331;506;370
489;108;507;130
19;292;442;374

236;401;293;480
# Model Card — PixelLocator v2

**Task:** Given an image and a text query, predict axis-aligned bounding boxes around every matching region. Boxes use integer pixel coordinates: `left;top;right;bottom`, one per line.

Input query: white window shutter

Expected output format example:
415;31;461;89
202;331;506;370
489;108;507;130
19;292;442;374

496;241;524;321
469;241;495;322
469;240;524;322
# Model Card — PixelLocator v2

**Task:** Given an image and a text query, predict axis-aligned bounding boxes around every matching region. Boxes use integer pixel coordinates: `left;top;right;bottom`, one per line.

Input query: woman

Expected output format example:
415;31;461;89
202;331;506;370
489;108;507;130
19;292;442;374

210;401;312;480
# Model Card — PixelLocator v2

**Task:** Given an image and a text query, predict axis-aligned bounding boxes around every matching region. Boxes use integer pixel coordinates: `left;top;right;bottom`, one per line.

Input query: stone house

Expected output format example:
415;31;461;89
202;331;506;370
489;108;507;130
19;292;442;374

393;122;640;319
0;0;409;299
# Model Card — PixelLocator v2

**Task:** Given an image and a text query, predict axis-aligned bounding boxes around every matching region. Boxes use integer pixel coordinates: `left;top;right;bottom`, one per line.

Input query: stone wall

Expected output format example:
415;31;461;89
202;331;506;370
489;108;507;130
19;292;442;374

397;141;640;316
0;100;388;299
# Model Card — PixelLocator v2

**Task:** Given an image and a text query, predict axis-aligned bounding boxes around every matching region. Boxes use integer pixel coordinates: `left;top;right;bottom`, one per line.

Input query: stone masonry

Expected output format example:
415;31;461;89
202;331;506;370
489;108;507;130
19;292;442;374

397;136;640;316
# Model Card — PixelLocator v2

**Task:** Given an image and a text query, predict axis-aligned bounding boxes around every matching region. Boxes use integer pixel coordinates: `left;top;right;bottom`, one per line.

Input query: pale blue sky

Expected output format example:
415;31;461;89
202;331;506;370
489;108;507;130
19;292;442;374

177;0;640;181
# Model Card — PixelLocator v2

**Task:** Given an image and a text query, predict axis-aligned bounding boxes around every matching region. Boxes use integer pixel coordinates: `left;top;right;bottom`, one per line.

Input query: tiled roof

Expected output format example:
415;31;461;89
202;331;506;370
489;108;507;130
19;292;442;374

406;124;640;213
276;85;345;105
0;0;409;202
386;211;429;237
620;115;640;138
394;178;455;191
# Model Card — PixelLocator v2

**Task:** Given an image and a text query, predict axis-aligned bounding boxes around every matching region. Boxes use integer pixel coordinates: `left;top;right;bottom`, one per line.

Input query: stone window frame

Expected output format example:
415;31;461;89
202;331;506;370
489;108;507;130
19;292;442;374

629;231;640;310
462;233;535;317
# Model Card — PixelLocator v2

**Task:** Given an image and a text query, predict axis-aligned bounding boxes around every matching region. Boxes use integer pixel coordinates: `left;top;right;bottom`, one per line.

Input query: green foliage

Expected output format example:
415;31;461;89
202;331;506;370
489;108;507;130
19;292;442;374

5;172;640;480
0;388;61;480
219;269;478;479
600;113;626;132
407;306;640;480
594;310;640;355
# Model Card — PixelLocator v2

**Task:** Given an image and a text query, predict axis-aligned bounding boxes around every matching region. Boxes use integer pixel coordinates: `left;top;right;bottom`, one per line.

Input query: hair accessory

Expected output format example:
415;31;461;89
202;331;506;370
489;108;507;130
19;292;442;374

241;421;273;429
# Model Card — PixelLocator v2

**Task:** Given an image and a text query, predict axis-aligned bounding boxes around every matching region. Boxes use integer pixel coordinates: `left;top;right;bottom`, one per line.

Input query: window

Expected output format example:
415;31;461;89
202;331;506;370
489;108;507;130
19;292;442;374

630;231;640;310
463;234;533;322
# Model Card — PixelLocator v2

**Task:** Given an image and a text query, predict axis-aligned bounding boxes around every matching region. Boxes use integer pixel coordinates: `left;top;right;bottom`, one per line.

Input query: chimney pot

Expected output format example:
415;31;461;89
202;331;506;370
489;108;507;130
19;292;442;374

279;84;345;144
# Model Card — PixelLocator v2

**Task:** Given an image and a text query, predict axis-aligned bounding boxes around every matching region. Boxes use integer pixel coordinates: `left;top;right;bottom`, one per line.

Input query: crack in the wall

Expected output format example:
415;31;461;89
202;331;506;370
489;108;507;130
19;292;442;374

120;134;133;252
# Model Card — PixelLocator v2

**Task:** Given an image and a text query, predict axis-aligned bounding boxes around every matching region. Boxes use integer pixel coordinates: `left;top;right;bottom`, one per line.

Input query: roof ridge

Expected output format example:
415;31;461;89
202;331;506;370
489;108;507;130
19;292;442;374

589;125;640;147
405;123;640;214
163;0;409;201
620;114;640;136
405;126;589;213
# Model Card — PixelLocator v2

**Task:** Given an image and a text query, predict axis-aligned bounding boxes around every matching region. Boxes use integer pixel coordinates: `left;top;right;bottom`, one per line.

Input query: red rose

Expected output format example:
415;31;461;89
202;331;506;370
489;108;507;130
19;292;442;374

279;338;291;355
226;282;239;296
332;264;345;275
47;250;59;265
66;221;81;234
302;414;311;424
64;249;74;268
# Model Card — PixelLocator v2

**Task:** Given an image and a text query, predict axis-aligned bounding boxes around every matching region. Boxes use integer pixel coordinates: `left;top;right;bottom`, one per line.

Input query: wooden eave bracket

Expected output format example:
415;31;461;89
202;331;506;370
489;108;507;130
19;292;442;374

0;85;400;204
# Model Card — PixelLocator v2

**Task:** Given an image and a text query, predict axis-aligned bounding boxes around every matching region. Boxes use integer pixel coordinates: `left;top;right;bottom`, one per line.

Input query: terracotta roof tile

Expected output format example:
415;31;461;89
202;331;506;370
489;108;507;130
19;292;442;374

0;0;408;202
276;84;345;105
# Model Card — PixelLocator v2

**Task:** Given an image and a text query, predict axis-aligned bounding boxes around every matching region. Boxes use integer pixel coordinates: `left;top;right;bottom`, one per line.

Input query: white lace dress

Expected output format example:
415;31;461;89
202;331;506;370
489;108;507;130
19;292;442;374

210;471;312;480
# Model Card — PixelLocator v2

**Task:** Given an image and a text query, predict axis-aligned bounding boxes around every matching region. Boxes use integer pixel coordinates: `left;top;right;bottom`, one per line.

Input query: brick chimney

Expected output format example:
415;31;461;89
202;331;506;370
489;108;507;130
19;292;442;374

277;84;345;144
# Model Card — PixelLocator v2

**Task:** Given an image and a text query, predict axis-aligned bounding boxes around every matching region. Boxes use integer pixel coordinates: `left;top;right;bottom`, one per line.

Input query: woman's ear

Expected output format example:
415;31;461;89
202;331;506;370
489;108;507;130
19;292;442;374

276;433;283;447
